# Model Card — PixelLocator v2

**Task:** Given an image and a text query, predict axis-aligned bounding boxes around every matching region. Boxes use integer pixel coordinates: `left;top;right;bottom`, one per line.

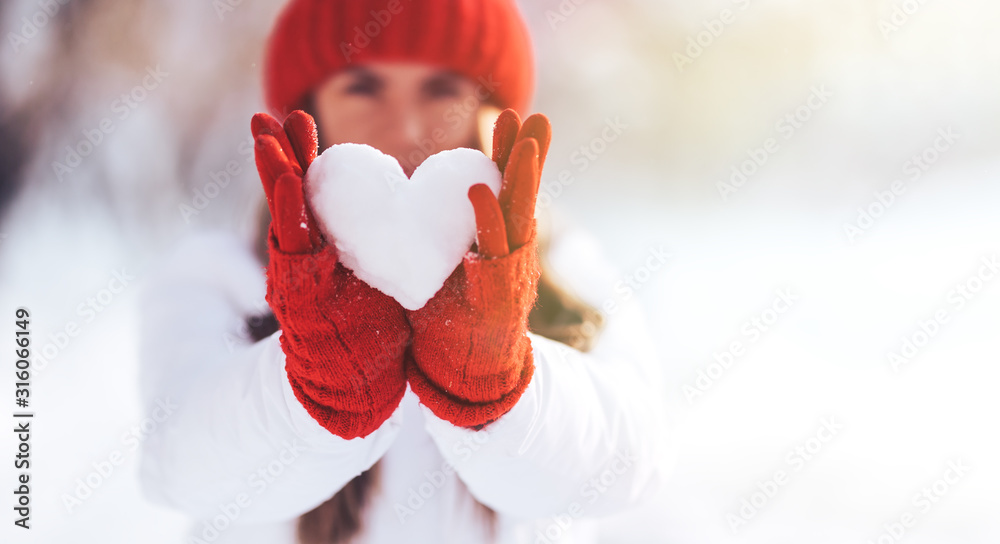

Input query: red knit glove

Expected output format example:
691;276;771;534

252;111;410;439
405;109;552;428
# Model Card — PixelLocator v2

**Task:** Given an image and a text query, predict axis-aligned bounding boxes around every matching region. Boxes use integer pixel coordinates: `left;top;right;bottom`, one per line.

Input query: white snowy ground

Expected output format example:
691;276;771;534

1;0;998;543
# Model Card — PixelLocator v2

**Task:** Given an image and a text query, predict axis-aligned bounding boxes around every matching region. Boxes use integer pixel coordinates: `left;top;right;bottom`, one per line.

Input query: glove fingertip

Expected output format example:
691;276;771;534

517;114;551;172
251;112;281;139
284;110;320;170
502;139;540;250
492;109;522;174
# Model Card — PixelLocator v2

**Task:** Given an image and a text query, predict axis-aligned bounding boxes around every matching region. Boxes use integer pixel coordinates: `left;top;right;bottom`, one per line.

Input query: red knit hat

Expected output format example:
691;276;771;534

263;0;535;117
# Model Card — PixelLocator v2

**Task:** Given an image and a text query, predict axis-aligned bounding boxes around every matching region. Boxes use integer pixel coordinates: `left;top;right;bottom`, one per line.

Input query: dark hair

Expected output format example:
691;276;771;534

248;102;605;543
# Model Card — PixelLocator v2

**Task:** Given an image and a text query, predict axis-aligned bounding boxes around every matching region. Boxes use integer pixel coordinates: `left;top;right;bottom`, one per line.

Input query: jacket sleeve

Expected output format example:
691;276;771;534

136;231;403;524
417;220;673;519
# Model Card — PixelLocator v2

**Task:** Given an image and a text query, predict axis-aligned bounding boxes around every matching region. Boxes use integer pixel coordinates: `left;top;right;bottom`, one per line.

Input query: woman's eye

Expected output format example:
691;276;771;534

424;78;462;99
345;77;381;96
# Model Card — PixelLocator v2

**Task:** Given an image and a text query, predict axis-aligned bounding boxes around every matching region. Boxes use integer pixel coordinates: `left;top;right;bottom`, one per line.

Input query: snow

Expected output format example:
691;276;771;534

305;144;502;310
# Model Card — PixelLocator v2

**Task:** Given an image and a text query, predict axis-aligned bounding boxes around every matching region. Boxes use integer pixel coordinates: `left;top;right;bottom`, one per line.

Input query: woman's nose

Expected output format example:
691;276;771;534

380;106;432;176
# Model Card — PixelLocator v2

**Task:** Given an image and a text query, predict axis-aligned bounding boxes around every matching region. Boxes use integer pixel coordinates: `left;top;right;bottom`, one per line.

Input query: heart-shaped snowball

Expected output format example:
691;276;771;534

304;143;502;310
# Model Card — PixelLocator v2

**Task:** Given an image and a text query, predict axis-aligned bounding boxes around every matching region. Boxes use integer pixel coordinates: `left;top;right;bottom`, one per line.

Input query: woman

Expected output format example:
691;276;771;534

138;1;668;542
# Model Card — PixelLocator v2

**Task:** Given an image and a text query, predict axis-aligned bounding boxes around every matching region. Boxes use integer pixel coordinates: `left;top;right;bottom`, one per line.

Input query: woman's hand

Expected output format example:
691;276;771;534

252;111;411;439
405;109;552;429
471;109;552;258
251;110;321;253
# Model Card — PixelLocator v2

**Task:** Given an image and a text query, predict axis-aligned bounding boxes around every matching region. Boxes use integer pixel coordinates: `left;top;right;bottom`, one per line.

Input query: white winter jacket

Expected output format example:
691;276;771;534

137;218;670;544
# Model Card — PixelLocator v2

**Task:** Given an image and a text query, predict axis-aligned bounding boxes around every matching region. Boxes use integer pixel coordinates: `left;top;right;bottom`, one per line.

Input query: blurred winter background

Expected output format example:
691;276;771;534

1;0;998;542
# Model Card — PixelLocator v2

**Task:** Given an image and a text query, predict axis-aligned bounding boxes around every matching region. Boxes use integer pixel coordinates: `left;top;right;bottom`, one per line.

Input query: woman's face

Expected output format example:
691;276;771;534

313;62;487;176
